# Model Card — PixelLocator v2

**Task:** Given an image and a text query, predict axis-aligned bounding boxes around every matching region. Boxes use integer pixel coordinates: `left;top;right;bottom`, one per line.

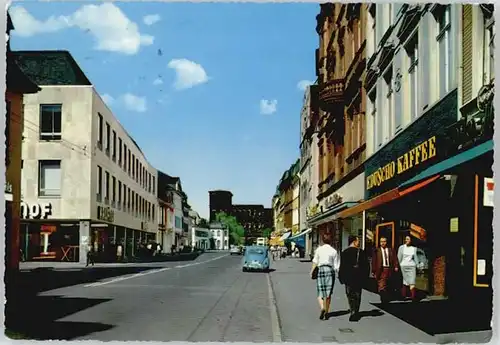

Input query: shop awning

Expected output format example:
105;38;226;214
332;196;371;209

280;231;292;241
337;175;441;219
287;228;312;241
399;139;493;189
307;201;358;226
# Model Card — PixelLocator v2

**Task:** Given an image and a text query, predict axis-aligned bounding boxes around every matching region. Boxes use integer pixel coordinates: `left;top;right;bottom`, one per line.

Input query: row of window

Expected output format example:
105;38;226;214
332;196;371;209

97;113;156;196
368;5;455;150
97;165;156;223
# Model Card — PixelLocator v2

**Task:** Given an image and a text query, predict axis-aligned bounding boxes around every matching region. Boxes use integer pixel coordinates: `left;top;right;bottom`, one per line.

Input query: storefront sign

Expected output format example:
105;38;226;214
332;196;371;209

21;202;53;219
365;90;457;199
97;206;114;222
483;177;494;207
40;224;57;233
366;136;437;190
325;193;343;209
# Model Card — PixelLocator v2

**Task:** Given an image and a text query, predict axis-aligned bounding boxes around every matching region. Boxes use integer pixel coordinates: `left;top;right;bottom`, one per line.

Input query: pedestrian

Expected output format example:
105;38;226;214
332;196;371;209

371;236;399;304
397;235;420;302
310;231;340;321
86;246;95;267
339;235;370;322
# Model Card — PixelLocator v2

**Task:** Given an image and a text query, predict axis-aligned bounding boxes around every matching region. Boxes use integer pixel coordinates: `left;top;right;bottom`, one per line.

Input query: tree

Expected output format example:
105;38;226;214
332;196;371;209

262;228;272;238
198;218;209;228
216;212;245;245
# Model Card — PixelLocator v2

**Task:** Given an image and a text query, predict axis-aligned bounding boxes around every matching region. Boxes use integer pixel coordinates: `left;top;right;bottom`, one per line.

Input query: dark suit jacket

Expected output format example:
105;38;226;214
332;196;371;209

339;247;370;288
371;247;399;279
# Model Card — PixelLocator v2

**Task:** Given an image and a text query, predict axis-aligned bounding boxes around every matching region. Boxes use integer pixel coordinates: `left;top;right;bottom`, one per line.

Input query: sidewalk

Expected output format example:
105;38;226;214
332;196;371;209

269;258;436;343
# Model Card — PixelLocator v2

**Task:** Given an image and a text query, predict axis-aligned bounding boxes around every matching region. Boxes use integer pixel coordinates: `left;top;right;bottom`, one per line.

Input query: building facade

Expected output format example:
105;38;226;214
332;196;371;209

17;51;158;263
307;3;368;252
232;204;273;242
209;222;229;250
5;14;41;271
192;227;211;249
209;190;233;222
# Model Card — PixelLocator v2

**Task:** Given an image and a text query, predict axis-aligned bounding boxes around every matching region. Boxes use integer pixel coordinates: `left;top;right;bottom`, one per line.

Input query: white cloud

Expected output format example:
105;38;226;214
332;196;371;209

153;78;163;86
102;93;147;112
121;93;147;113
143;14;161;26
167;59;209;90
297;80;314;91
102;94;115;106
9;3;154;55
260;99;278;115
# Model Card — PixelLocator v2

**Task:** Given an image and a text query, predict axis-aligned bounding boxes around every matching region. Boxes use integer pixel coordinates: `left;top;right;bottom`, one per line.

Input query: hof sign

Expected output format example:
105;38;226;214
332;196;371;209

21;202;53;219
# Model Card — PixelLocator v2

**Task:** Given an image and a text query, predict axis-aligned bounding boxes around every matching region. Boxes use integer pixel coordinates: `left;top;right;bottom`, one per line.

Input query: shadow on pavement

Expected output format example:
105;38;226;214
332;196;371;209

358;308;384;319
5;295;113;340
372;299;493;335
327;309;350;317
8;265;165;294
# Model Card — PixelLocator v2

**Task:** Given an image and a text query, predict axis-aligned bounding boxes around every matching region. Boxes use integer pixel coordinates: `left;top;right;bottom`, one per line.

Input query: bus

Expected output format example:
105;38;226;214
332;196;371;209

256;237;268;246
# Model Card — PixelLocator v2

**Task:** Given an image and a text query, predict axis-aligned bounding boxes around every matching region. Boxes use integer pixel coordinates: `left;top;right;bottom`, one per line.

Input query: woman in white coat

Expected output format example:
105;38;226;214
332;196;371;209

397;235;420;301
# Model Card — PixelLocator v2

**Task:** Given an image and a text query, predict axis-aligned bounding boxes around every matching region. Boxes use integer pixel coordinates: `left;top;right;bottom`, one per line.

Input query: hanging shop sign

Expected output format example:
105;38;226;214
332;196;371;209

324;193;343;209
97;206;115;222
21;202;53;219
5;181;13;202
364;89;457;199
483;177;494;207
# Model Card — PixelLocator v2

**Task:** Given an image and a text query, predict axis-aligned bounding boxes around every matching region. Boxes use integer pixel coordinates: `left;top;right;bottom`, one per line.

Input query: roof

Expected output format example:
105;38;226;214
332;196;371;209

12;50;92;86
209;190;233;196
7;53;40;94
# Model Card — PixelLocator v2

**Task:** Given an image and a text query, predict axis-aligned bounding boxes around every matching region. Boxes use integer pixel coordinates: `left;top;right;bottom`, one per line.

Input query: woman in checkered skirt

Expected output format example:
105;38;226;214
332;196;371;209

310;232;340;321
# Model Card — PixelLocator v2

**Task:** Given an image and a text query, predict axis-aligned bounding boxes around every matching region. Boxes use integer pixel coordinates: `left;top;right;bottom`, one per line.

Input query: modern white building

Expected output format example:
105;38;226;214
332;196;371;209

191;226;211;249
17;50;158;263
209;222;229;250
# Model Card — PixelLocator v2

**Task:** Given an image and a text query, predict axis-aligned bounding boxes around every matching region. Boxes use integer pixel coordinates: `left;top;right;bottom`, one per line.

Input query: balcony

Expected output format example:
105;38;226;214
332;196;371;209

319;79;345;110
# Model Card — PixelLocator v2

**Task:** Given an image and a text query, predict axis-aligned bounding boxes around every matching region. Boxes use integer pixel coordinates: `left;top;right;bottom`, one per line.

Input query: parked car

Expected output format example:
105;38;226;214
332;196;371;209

242;245;270;272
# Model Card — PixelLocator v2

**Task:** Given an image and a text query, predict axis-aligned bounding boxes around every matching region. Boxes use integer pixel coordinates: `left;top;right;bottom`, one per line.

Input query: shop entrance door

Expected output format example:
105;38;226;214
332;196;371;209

375;222;395;249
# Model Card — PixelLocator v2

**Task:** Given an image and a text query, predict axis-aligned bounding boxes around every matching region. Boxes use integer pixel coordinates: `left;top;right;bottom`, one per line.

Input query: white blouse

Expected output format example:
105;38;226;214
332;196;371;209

313;244;340;271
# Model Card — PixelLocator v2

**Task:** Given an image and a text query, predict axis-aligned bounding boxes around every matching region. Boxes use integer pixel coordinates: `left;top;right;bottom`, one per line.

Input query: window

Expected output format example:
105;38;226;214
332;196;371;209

148;174;152;193
123;183;127;209
97;165;102;201
127;187;131;211
112;176;116;205
368;88;380;148
6;101;11;167
118;181;122;209
136;160;139;182
128;150;131;175
40;105;62;140
105;171;110;203
118;138;123;166
131;191;135;214
132;154;135;179
486;19;495;82
406;34;419;120
97;113;103;149
135;193;139;215
152;205;156;222
38;160;61;197
123;144;128;170
105;122;111;155
112;130;117;161
139;163;143;186
436;5;452;97
152;176;156;194
384;67;395;136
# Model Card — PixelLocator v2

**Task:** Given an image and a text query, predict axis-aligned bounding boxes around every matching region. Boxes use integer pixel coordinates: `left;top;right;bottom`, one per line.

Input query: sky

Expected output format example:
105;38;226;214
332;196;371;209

9;2;319;219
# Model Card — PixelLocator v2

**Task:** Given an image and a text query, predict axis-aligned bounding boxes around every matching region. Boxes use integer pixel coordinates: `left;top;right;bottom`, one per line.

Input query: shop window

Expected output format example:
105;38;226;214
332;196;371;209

40;104;62;141
38;160;61;197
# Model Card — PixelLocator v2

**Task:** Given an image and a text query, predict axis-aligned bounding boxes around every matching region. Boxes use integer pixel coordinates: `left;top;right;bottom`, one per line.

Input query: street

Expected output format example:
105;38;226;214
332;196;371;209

6;253;492;343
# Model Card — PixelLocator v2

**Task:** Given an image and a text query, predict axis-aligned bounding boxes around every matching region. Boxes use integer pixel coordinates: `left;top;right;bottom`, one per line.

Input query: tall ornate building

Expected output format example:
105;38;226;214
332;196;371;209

307;3;367;251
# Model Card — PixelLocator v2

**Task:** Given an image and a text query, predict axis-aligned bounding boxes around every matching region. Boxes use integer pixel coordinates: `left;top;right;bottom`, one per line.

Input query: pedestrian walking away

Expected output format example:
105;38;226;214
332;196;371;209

310;231;340;321
372;236;399;304
397;235;420;302
339;234;370;322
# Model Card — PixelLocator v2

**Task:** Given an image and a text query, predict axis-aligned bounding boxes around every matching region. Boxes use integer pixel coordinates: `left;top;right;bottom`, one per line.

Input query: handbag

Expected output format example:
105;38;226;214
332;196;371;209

311;266;319;280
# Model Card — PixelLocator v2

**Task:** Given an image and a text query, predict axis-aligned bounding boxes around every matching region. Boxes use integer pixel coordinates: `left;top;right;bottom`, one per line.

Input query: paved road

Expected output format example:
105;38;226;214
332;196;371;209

26;253;276;341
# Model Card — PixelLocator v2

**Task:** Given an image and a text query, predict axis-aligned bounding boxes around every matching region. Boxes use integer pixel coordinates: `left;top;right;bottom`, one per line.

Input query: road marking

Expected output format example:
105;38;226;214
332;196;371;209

85;254;228;287
267;273;283;342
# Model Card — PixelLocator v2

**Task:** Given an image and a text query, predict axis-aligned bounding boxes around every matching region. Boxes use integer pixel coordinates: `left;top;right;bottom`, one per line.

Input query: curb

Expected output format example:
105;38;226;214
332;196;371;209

266;272;283;343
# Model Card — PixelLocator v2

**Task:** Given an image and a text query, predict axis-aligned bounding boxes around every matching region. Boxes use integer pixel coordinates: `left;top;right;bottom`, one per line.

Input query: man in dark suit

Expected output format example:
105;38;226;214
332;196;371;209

371;236;399;304
339;235;370;322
